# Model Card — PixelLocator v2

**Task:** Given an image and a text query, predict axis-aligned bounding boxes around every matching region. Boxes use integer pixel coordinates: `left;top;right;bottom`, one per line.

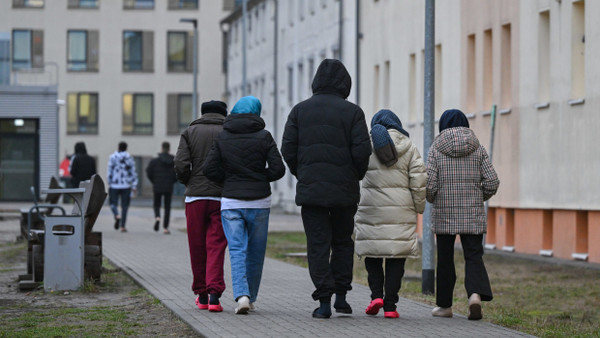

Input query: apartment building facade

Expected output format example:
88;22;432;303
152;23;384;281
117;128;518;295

0;0;232;199
360;0;599;263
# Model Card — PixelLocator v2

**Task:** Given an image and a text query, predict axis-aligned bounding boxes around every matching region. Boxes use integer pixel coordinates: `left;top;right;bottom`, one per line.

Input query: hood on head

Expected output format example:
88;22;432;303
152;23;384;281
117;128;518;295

74;142;87;155
231;96;262;116
311;59;351;98
435;127;480;158
439;109;469;133
371;109;409;138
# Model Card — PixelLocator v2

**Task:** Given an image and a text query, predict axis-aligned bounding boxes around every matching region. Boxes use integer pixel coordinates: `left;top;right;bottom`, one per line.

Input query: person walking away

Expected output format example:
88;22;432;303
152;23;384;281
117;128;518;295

355;109;427;319
146;142;177;234
426;109;499;320
281;59;372;318
175;100;229;312
70;141;97;188
204;96;285;314
107;141;138;233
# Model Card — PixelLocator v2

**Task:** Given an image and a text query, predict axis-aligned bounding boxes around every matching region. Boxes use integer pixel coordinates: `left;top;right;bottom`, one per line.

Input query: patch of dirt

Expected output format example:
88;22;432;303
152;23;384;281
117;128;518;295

0;217;197;337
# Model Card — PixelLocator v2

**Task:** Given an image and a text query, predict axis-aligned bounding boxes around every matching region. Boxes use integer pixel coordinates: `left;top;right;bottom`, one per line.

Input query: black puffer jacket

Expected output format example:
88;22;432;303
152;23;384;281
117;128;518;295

203;114;285;200
146;152;177;194
174;113;225;197
281;59;372;207
70;142;97;188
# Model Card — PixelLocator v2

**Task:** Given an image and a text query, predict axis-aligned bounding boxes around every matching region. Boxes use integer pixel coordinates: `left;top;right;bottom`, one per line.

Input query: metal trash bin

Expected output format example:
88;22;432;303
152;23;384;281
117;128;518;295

43;215;84;291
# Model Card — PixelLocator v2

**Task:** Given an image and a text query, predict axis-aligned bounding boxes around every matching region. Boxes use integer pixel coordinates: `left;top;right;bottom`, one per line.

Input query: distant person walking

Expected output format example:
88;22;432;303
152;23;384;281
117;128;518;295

69;141;97;188
107;141;138;233
355;109;427;319
174;100;229;312
204;96;285;314
426;109;500;320
281;59;372;318
146;142;177;234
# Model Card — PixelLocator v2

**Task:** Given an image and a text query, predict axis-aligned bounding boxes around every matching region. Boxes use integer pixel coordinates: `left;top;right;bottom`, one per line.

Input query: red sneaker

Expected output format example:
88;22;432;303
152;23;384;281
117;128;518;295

208;303;223;312
365;298;384;315
384;311;399;318
195;296;208;310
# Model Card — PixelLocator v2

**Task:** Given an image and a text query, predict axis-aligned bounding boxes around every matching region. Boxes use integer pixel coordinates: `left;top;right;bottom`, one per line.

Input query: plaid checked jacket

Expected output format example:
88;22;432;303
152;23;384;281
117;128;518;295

426;127;499;234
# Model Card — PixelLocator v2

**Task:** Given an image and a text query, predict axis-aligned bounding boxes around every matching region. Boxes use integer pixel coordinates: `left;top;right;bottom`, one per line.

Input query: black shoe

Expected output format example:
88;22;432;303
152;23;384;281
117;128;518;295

114;217;120;230
334;294;353;314
312;302;332;319
154;220;159;232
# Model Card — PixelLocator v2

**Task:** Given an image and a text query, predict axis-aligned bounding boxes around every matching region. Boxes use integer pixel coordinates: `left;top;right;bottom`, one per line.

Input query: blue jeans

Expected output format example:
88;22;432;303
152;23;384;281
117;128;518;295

221;208;270;303
109;188;131;228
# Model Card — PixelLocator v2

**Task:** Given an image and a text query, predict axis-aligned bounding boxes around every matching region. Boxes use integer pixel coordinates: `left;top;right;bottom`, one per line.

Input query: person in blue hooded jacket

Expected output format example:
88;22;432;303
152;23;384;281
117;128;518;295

203;96;285;314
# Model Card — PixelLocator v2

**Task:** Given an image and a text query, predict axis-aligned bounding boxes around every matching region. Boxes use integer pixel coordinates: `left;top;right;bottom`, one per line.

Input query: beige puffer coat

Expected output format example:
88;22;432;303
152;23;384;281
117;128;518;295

355;130;427;258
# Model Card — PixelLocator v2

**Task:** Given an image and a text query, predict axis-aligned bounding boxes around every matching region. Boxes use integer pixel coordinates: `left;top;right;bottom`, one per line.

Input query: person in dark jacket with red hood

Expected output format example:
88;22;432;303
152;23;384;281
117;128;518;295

281;59;372;318
146;142;177;234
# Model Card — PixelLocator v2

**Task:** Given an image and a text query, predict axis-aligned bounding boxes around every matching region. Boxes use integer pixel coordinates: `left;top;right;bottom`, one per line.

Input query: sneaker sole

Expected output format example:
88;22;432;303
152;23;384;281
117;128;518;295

468;303;482;320
235;306;249;314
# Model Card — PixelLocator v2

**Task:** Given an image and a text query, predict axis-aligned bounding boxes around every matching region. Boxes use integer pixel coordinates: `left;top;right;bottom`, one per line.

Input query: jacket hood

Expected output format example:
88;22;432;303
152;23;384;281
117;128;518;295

190;113;225;126
74;142;87;155
158;152;174;165
391;130;411;157
439;109;469;133
231;96;262;116
223;113;265;134
434;127;480;158
311;59;352;98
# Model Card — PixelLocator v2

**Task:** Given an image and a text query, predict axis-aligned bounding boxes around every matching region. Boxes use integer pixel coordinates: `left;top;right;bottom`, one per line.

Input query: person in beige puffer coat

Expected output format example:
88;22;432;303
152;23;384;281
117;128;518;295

355;109;427;318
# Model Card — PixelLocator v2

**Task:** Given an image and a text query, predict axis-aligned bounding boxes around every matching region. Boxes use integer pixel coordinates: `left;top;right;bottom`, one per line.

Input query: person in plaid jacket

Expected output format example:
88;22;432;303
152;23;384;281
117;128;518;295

426;109;499;320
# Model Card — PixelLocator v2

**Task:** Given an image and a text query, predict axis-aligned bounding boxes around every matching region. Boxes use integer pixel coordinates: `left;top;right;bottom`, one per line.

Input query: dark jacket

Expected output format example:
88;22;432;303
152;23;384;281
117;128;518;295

70;142;97;188
146;152;177;194
174;113;225;197
281;59;372;207
203;114;285;200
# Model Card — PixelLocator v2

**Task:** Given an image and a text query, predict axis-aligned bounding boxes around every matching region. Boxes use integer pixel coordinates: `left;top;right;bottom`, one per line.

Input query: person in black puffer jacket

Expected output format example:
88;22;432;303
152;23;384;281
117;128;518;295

146;142;177;233
69;141;97;188
204;96;285;315
281;59;372;319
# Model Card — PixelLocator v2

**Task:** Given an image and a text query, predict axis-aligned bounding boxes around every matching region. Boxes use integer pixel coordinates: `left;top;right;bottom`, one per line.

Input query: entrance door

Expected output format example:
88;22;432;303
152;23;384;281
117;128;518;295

0;118;39;201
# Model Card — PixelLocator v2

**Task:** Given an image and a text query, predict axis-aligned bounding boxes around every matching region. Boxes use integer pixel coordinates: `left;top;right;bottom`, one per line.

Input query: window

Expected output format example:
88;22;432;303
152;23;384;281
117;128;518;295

500;24;512;108
466;34;476;112
571;0;585;99
12;0;44;8
0;33;9;84
168;0;198;9
167;94;193;135
123;93;153;135
123;31;153;72
483;29;493;110
373;64;380;112
123;0;154;9
297;62;304;101
287;66;293;105
67;92;98;134
538;10;550;103
383;60;390;108
67;30;99;71
12;29;43;70
435;44;442;118
167;31;192;72
68;0;98;8
408;53;417;122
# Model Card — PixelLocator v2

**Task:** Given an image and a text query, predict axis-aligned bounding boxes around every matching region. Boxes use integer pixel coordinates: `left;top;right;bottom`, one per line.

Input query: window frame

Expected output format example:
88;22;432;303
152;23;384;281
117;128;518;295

11;30;32;70
67;92;99;135
68;0;99;9
13;0;45;8
123;30;143;71
167;31;190;73
168;0;198;10
123;0;155;10
67;30;88;71
122;93;154;135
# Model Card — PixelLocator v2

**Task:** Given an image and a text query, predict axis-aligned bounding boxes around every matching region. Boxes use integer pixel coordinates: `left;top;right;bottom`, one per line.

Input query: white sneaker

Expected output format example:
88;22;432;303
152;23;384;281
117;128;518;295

431;306;453;318
468;293;482;320
235;296;250;314
249;303;255;312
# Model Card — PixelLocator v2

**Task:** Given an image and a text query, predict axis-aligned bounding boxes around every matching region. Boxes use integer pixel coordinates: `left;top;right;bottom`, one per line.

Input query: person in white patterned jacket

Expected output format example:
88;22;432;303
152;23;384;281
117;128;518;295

107;141;138;233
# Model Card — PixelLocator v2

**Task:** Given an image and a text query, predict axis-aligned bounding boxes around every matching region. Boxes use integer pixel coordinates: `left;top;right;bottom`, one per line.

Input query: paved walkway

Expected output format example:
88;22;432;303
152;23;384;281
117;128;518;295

94;205;531;338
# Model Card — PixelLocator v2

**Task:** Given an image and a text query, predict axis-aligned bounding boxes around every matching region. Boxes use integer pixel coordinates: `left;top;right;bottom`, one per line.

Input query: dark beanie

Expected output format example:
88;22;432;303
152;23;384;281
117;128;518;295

201;100;227;116
439;109;469;133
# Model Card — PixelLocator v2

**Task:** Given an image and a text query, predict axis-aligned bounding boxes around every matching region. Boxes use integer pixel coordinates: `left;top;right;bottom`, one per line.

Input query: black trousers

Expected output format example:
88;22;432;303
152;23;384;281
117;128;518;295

301;205;357;301
435;234;493;308
153;192;172;229
364;257;406;311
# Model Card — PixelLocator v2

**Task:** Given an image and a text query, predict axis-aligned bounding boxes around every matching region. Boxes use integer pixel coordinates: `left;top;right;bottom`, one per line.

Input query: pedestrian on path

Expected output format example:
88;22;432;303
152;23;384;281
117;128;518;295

426;109;500;320
107;141;138;233
70;141;97;188
204;96;285;314
146;141;177;234
355;109;427;319
175;100;229;312
281;59;372;319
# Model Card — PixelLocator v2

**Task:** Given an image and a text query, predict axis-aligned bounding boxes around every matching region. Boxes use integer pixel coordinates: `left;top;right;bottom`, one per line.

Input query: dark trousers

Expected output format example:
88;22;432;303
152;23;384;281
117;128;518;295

435;234;493;308
364;257;406;311
108;188;131;228
153;192;172;229
185;200;228;296
301;205;357;301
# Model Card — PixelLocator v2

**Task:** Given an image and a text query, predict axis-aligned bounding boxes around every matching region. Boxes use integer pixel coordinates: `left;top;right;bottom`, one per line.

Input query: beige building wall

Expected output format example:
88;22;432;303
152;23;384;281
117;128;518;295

0;1;229;196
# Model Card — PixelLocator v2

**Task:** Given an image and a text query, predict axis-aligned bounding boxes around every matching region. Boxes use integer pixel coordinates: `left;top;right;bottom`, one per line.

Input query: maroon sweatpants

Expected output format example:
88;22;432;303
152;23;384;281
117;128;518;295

185;200;228;297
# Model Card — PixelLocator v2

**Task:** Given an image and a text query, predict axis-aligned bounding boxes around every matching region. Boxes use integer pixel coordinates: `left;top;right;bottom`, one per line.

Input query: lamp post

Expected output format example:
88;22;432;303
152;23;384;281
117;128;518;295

180;18;198;119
